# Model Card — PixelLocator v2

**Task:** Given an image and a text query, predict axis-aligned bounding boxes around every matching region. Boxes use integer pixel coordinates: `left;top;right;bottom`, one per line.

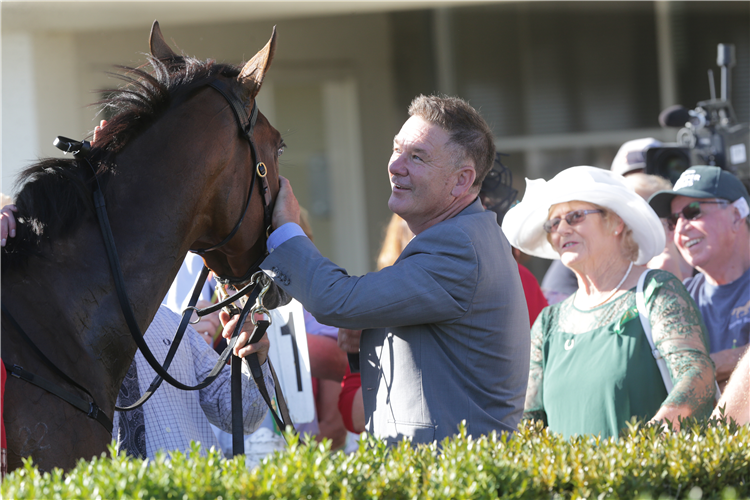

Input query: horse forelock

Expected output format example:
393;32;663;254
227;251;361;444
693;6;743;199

92;55;242;155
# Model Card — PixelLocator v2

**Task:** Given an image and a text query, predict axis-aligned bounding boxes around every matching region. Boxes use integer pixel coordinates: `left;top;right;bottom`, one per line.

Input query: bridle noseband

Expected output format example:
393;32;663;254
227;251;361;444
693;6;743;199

191;79;275;286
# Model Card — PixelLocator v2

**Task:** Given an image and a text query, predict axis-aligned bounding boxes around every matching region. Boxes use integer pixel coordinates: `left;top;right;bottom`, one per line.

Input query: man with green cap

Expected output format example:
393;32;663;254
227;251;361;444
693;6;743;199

649;166;750;390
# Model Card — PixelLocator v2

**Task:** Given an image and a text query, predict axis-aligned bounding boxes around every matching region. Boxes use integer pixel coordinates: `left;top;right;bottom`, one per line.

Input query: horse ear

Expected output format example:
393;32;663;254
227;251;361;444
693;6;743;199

238;27;277;97
149;21;179;61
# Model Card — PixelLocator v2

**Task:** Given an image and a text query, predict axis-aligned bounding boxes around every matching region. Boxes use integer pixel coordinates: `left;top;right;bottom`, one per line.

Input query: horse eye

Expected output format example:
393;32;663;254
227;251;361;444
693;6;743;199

277;147;284;157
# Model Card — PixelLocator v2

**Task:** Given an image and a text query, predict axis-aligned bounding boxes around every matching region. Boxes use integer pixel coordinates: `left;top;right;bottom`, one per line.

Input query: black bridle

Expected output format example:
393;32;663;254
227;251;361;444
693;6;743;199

192;79;275;286
2;77;293;455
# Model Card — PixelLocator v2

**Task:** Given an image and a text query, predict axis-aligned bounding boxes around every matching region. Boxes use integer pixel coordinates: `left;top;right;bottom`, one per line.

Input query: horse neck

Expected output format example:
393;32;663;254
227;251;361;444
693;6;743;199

2;182;198;409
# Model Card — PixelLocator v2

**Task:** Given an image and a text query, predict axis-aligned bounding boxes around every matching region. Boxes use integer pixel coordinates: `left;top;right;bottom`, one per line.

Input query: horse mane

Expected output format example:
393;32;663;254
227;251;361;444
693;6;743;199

2;55;244;271
92;55;241;155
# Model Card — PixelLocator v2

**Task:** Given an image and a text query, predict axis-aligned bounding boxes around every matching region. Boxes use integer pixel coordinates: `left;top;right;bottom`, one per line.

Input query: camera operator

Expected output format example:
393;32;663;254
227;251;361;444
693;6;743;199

649;166;750;390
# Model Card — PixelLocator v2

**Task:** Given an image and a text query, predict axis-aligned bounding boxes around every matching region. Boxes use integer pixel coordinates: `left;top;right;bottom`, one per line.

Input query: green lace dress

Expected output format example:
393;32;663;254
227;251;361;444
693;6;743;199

524;270;715;439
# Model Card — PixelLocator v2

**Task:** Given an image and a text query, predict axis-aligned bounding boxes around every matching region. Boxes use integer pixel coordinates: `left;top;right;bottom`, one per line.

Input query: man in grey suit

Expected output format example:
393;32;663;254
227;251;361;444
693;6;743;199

229;95;530;444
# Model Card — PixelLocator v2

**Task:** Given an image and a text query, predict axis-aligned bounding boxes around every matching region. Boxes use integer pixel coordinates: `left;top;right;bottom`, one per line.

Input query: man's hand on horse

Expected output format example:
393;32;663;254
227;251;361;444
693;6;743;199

219;309;271;364
271;175;301;230
1;204;18;247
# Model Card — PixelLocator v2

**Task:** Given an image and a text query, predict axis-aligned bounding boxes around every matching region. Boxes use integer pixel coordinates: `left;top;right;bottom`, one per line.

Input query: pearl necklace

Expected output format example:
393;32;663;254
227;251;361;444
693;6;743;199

586;261;633;309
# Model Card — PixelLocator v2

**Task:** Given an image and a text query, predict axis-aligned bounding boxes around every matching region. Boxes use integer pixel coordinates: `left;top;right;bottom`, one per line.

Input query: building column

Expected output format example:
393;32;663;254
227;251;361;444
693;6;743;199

655;1;678;110
323;78;369;275
2;32;38;197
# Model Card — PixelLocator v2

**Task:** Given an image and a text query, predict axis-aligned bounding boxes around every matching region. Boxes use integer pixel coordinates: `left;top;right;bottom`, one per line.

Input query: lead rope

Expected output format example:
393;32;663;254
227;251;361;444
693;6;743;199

223;272;297;455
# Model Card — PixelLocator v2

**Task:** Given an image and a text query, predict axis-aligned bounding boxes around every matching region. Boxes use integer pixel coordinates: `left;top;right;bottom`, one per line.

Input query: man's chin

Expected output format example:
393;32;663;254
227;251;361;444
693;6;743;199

676;246;700;269
387;197;401;215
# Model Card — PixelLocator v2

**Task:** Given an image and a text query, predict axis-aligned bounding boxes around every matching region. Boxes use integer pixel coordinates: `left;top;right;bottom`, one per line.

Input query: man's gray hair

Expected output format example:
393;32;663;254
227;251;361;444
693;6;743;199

408;95;495;188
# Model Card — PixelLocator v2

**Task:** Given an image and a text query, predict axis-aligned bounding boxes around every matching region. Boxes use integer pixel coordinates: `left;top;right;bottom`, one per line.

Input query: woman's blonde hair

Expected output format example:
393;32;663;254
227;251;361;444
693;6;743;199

600;207;639;262
377;214;414;270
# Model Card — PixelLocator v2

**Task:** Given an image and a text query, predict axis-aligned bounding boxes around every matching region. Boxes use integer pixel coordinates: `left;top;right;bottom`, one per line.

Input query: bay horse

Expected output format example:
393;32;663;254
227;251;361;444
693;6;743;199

1;21;288;473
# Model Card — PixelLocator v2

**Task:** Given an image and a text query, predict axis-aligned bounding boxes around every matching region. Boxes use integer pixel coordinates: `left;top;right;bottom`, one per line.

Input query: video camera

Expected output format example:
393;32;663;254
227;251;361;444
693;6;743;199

647;43;749;183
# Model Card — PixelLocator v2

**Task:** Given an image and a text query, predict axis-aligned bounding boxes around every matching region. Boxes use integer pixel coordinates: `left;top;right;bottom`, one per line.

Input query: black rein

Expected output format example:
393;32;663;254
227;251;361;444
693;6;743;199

1;77;293;453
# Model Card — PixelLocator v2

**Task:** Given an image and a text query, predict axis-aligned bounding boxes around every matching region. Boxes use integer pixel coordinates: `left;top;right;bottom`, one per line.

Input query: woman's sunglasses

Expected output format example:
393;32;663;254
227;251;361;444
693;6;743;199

543;209;603;233
666;200;728;231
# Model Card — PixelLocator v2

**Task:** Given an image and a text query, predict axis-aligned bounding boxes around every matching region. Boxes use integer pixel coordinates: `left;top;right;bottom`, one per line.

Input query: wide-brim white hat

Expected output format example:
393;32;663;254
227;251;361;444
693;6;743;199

501;166;665;265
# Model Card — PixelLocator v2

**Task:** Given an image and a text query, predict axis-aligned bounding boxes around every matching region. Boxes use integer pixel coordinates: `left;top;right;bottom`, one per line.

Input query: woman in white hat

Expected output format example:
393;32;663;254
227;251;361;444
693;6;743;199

502;166;715;438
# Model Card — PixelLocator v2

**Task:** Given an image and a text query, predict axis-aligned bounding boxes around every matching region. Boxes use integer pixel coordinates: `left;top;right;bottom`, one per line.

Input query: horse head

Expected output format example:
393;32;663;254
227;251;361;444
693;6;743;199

149;21;289;309
1;21;293;474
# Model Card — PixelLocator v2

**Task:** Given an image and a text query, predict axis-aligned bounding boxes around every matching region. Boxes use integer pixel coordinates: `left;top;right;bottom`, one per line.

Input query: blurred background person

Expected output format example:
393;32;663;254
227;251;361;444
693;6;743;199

609;137;663;178
649;166;750;391
711;348;749;426
622;172;693;281
375;211;413;272
503;166;715;438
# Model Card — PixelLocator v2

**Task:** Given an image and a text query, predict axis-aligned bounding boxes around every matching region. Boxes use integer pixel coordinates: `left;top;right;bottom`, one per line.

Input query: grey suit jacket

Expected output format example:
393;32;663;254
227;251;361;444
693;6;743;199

262;198;530;444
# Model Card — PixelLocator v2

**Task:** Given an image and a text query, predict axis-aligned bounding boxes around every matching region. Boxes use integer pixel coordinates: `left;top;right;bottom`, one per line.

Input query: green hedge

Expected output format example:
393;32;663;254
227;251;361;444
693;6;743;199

3;418;748;499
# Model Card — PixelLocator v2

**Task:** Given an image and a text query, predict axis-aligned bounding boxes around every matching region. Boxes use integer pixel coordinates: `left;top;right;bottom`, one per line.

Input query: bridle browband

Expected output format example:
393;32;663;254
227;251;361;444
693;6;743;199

192;79;275;287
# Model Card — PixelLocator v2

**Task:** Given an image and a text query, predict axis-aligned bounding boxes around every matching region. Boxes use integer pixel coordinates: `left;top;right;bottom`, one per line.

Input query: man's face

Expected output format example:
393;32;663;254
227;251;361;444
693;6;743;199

387;116;459;231
670;195;735;270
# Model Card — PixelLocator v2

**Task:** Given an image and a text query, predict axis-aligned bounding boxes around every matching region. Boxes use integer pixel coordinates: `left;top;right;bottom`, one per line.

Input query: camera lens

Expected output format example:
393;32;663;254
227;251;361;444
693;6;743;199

645;147;691;184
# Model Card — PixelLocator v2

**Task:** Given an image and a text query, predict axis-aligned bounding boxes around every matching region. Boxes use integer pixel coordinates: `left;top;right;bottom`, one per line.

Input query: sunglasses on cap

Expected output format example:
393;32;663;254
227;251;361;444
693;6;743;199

666;200;729;231
543;209;604;234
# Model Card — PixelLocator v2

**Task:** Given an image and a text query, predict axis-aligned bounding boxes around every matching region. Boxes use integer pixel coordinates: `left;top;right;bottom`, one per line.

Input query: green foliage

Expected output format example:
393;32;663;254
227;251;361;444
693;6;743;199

3;418;748;500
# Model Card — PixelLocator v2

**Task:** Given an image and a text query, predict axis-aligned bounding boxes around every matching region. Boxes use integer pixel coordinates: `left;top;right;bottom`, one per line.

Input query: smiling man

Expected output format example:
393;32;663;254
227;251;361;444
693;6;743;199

231;95;530;444
649;166;750;389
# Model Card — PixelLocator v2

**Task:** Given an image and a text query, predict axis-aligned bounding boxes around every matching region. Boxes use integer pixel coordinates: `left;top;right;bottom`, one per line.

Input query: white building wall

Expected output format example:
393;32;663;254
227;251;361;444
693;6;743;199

2;32;38;198
2;31;79;199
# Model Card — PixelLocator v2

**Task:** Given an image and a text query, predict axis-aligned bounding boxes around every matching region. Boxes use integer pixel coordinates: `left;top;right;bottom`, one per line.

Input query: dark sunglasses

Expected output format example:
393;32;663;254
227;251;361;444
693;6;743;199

666;200;728;231
543;209;603;233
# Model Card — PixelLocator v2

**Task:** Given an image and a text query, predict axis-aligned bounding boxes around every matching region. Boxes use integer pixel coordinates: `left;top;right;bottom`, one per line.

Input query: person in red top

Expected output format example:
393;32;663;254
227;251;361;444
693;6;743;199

338;155;547;434
517;263;548;326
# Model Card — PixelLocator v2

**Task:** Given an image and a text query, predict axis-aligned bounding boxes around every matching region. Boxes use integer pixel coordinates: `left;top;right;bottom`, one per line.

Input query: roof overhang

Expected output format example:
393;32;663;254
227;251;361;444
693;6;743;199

3;0;498;32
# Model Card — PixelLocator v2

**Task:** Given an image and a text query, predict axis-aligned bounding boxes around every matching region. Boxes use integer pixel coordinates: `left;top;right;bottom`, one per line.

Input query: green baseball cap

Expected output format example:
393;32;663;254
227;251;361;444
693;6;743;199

648;166;750;217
